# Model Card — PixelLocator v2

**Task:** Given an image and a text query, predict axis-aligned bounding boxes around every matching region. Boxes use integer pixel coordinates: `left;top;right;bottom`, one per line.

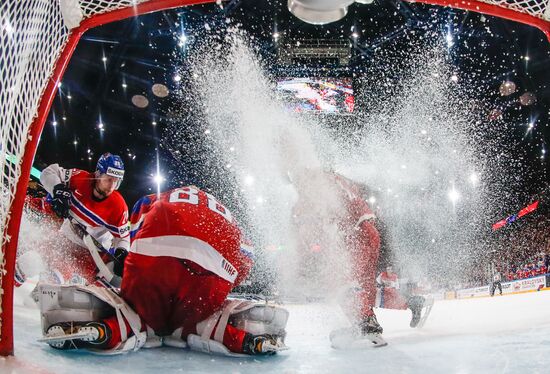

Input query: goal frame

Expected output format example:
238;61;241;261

0;0;215;356
1;0;549;357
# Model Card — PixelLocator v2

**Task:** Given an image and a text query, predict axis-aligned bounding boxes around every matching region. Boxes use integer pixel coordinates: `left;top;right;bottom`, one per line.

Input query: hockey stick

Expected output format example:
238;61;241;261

67;217;122;288
67;217;120;263
83;235;122;288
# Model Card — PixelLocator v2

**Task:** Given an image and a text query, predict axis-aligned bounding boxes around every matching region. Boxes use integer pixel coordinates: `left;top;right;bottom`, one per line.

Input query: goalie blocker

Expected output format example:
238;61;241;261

37;283;289;356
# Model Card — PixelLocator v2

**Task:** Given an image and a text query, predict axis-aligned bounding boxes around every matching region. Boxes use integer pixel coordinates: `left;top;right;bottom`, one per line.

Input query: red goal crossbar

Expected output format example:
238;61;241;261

406;0;550;41
1;0;549;357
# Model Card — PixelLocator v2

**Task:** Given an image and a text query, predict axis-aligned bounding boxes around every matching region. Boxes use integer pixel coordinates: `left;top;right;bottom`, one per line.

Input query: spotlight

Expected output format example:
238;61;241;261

178;33;187;46
153;173;165;185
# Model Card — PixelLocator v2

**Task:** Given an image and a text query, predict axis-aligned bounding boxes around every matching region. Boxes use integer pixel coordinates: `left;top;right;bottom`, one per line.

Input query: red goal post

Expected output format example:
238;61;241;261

0;0;548;357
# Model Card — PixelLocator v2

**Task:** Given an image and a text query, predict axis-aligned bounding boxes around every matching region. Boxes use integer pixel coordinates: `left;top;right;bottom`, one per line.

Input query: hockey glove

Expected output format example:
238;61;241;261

51;183;72;218
112;247;128;277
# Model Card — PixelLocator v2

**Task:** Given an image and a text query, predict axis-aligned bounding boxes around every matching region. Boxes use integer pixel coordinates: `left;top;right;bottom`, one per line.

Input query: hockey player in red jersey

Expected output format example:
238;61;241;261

291;168;384;344
376;266;427;327
37;153;130;285
332;173;384;336
39;186;288;356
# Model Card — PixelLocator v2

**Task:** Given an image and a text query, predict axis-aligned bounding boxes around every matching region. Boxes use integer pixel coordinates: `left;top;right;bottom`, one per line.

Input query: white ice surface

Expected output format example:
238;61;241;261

2;286;550;373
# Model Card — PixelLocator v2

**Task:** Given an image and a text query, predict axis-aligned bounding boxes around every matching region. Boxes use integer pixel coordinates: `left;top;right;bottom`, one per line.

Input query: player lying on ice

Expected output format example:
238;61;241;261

376;266;433;328
37;186;289;356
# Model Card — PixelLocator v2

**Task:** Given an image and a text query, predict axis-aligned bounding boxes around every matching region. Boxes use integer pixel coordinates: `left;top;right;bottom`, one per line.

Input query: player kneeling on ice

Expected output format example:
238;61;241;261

376;266;434;328
38;186;289;356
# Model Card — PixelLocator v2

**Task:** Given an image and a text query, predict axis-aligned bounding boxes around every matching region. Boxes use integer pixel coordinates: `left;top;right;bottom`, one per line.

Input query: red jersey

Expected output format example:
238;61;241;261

377;271;399;289
24;195;59;219
129;186;252;285
40;164;130;251
333;174;376;230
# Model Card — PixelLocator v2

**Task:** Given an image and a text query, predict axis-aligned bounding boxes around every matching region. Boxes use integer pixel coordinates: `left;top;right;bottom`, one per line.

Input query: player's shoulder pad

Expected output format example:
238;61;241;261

130;194;155;216
67;168;90;183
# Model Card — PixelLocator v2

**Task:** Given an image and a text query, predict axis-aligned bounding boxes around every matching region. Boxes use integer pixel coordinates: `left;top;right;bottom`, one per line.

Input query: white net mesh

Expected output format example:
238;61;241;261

494;0;550;20
0;0;156;343
0;0;69;335
0;0;548;350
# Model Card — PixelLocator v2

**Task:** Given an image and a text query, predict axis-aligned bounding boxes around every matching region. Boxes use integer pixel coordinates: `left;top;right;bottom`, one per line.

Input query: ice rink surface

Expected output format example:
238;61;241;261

2;286;550;373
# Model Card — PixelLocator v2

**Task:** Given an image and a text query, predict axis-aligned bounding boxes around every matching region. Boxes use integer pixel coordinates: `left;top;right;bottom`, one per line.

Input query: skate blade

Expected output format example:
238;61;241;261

417;297;435;329
38;331;95;344
330;328;388;349
266;342;290;353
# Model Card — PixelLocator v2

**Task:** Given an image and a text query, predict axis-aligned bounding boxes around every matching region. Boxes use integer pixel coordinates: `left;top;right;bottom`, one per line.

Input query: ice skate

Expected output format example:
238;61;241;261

331;313;387;349
242;333;288;355
40;321;111;350
359;313;384;335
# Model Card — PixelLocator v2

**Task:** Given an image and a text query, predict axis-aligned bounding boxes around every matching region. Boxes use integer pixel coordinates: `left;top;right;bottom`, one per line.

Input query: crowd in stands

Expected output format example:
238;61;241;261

493;214;550;282
502;253;549;281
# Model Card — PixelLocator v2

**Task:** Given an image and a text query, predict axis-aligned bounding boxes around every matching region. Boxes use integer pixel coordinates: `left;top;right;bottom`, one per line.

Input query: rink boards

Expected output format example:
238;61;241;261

448;274;550;299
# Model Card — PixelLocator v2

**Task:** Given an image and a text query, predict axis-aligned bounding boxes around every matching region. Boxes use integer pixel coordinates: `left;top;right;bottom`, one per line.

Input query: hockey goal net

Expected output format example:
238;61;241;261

0;0;549;356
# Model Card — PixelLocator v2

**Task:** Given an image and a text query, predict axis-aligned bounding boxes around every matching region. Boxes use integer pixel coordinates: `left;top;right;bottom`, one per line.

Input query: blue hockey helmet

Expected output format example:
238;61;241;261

96;152;125;189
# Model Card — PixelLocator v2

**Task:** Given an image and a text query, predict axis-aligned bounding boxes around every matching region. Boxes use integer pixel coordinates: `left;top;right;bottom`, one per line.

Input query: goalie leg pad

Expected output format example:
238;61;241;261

186;334;248;357
229;304;290;336
38;283;146;354
163;327;187;348
196;300;289;341
193;299;289;356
